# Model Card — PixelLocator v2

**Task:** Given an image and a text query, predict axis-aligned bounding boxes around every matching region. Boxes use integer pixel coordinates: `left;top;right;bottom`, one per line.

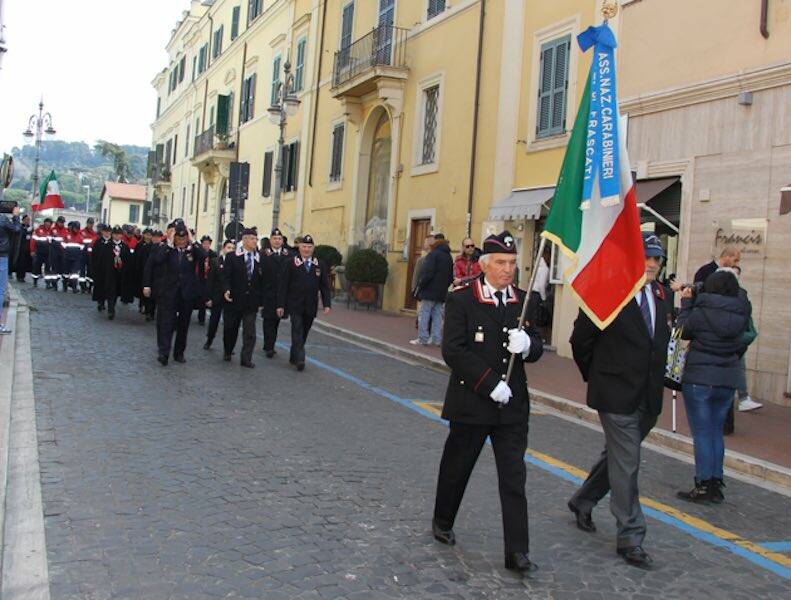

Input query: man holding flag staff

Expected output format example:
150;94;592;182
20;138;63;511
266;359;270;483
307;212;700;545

540;19;671;569
431;231;543;576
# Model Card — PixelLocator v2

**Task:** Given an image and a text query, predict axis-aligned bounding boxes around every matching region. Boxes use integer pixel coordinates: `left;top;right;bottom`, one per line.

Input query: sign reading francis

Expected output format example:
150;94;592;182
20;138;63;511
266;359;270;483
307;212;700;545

714;218;767;258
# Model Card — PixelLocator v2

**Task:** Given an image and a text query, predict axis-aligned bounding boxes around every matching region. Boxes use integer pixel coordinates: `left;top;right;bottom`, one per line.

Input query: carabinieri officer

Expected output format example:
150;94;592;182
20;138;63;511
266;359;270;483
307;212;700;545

432;231;543;575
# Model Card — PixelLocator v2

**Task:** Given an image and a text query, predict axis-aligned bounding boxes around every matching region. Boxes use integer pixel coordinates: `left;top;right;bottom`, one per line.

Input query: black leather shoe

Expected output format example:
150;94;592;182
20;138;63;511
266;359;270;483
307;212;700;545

203;340;212;350
431;519;455;546
241;361;255;368
173;354;186;364
223;353;232;362
296;362;305;372
617;546;653;569
157;355;168;366
265;350;275;358
568;501;596;533
108;312;115;320
504;553;538;575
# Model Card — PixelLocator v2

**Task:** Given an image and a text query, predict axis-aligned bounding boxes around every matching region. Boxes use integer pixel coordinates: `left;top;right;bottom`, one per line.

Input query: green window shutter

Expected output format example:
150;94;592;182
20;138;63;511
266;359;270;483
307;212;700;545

551;36;570;134
231;6;240;40
536;35;570;139
281;143;291;192
271;56;281;105
240;78;248;123
262;151;273;196
173;135;178;164
248;73;256;120
536;42;554;138
216;94;230;135
295;38;306;92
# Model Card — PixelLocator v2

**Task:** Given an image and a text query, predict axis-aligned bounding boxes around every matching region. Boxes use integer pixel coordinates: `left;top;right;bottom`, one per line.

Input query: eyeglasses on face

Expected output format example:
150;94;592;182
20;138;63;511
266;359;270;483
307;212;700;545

464;244;475;248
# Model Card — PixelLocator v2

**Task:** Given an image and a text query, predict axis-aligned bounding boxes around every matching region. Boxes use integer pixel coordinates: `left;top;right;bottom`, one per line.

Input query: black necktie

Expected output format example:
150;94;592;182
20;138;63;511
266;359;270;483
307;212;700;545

640;287;653;338
246;253;253;280
494;291;506;321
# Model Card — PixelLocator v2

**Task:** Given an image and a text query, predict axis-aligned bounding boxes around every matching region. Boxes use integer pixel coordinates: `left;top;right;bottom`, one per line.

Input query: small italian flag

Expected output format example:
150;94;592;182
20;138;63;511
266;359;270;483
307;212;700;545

541;26;645;329
33;170;64;211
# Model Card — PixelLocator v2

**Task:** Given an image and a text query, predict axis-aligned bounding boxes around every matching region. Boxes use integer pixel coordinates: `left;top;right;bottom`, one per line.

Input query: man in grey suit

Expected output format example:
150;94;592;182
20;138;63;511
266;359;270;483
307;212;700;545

567;233;671;569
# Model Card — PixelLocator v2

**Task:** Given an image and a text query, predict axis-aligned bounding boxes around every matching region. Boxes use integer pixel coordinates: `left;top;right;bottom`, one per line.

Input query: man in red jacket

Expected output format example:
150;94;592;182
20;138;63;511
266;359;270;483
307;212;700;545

79;218;98;292
453;237;482;287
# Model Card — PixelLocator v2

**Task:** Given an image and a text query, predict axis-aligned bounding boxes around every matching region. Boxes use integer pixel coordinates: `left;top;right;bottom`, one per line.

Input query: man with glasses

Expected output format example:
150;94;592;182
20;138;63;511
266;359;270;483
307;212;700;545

453;237;482;287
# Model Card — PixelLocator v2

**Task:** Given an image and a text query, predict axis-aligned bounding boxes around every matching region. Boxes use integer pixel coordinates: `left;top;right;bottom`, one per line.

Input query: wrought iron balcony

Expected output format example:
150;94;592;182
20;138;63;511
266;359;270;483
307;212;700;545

331;24;408;98
191;125;235;185
193;125;216;158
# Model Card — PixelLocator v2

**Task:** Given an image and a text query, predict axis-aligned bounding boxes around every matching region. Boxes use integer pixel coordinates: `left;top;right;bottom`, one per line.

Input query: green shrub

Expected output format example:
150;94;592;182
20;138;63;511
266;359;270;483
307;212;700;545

346;248;388;284
314;244;343;268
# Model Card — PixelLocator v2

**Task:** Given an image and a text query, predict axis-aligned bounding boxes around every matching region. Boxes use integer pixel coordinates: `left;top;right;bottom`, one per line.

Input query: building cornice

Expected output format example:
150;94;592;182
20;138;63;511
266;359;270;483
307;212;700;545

621;60;791;117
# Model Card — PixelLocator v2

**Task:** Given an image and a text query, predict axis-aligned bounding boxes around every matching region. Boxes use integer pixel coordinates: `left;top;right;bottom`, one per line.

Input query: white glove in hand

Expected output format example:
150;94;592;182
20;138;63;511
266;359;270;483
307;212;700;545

507;328;531;355
490;381;513;405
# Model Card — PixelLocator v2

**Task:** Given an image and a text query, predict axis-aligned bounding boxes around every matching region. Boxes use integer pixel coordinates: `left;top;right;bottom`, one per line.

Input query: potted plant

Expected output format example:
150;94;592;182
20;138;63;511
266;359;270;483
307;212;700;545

314;244;343;295
215;131;230;150
345;248;388;307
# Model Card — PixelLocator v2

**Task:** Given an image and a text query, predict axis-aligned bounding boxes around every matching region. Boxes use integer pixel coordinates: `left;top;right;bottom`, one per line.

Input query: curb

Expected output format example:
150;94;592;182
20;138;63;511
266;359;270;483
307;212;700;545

313;318;791;491
0;295;19;573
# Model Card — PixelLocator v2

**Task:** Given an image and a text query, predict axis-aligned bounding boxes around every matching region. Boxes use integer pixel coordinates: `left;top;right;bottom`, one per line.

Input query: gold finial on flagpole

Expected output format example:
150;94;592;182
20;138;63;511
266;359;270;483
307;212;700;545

601;1;619;21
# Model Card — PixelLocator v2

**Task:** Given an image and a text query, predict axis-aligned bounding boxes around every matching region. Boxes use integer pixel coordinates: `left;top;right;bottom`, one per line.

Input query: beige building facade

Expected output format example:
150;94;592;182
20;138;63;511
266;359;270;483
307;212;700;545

99;182;148;228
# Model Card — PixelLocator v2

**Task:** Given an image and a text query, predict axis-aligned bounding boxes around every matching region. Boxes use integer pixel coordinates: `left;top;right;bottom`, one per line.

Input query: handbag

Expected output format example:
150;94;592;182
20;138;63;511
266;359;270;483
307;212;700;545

664;327;688;391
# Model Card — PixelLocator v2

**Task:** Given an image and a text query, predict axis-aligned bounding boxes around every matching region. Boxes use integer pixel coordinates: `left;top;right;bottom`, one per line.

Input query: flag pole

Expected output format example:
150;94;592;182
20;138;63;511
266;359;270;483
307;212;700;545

505;235;548;384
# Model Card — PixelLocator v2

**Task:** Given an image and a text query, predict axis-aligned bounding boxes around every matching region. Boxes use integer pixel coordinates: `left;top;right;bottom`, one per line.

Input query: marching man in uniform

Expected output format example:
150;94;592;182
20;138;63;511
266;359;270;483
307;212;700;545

261;227;290;357
276;234;331;372
431;231;544;575
30;217;53;287
79;218;98;292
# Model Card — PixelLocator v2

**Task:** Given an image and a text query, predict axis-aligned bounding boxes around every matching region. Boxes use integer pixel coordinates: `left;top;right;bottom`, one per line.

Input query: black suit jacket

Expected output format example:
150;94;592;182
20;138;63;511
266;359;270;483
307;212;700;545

222;251;265;313
150;243;206;303
570;282;671;417
261;247;291;317
277;255;331;318
441;277;543;426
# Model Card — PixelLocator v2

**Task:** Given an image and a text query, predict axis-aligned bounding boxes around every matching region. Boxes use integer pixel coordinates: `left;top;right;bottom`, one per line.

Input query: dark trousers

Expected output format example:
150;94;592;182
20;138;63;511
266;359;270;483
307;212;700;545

569;400;657;549
64;255;82;290
156;293;193;358
289;312;314;365
223;308;257;363
206;304;223;343
434;421;529;555
32;250;49;282
262;316;281;351
197;306;207;324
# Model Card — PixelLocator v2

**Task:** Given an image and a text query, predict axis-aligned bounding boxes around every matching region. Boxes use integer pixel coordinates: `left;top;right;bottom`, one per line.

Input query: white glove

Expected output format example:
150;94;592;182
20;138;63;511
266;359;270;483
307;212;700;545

507;328;531;356
490;381;513;405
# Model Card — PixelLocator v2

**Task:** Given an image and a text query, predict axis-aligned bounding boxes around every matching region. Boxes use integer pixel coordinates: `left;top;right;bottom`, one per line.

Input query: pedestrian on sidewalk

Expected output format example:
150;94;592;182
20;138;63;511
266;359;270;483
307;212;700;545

222;229;265;368
727;266;762;413
91;226;130;320
675;270;750;505
432;230;544;576
14;214;32;283
261;227;291;358
276;234;331;372
411;232;453;346
203;239;234;350
452;237;481;287
567;233;671;569
0;204;22;333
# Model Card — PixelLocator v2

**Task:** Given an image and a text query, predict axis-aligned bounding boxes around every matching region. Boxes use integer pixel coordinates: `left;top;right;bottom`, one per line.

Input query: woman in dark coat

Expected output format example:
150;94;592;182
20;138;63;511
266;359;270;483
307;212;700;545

676;270;749;504
91;226;131;320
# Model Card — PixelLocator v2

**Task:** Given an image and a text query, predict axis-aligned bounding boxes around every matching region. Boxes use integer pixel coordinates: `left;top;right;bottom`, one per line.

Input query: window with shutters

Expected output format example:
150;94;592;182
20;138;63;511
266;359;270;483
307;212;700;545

271;55;281;106
198;45;207;74
231;6;241;40
129;204;140;224
185;124;190;157
213;26;223;59
329;123;344;183
203;183;209;212
421;85;440;165
192;56;197;81
178;56;186;83
282;141;300;192
240;74;256;124
427;0;445;20
262;151;273;197
190;184;195;215
248;0;263;25
339;2;354;69
156;97;161;119
173;135;178;165
165;139;172;167
180;187;186;217
536;35;570;139
294;38;307;92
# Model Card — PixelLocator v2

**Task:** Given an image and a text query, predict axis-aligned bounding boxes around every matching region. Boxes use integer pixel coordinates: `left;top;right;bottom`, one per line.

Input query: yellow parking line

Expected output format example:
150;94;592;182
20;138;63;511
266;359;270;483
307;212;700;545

413;400;791;570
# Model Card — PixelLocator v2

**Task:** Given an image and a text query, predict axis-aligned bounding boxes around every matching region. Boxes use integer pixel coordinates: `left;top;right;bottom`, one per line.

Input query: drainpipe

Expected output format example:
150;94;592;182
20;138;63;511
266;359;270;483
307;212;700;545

308;0;328;187
465;0;486;237
760;0;770;38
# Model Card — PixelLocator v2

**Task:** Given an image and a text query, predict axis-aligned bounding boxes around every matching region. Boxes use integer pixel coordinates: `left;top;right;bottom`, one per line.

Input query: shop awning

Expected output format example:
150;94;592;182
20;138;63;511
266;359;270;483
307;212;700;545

489;187;554;221
635;177;679;204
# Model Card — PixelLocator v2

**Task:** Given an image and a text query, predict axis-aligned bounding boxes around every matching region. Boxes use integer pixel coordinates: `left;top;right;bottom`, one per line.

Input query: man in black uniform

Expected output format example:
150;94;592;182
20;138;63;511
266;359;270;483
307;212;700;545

14;214;33;282
222;229;265;367
196;235;217;325
261;227;290;357
431;231;543;575
276;234;331;371
141;230;163;321
144;223;206;366
91;226;130;319
204;239;235;349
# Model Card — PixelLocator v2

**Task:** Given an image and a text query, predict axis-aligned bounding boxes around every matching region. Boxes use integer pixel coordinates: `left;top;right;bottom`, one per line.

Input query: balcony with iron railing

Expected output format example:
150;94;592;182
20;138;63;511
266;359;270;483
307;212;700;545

331;24;409;99
191;124;235;185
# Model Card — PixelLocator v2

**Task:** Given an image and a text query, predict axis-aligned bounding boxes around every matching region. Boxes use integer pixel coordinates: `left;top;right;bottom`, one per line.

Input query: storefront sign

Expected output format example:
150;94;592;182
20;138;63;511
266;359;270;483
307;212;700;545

714;218;767;258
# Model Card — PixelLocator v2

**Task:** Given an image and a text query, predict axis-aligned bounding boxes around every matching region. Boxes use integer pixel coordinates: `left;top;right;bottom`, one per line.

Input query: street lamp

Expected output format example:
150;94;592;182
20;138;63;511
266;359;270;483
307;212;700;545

23;98;57;208
267;57;300;230
82;184;90;214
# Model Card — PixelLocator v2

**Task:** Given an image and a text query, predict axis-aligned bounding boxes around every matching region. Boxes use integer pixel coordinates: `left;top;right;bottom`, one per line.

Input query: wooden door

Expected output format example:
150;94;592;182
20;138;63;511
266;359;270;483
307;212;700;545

404;218;431;310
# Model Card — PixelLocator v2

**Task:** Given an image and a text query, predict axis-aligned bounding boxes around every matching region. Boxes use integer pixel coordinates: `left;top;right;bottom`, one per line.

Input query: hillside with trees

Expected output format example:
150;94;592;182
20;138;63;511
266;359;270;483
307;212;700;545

4;140;149;211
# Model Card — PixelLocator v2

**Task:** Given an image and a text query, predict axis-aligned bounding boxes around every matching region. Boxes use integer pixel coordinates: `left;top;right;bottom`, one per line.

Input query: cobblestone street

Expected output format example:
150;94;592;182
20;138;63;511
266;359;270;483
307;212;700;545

21;285;791;599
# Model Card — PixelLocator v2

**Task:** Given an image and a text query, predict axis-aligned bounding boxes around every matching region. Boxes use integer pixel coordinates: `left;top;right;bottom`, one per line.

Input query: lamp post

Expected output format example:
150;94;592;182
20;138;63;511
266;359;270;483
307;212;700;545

82;184;90;214
267;57;300;230
23;99;56;206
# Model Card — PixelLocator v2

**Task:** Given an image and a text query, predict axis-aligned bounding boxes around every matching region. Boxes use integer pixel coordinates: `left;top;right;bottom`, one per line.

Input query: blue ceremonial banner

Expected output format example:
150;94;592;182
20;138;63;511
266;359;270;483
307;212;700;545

577;23;621;208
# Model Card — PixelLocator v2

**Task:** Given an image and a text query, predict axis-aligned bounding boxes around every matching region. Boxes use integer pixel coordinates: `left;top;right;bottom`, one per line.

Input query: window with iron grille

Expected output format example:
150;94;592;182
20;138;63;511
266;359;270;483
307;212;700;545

213;26;224;59
427;0;446;20
271;55;281;106
294;37;307;92
421;85;440;165
536;35;570;139
329;123;344;182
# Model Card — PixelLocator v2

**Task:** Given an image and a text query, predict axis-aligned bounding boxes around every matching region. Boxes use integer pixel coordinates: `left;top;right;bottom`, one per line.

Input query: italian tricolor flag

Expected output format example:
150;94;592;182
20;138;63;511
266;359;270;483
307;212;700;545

541;34;645;330
33;170;64;211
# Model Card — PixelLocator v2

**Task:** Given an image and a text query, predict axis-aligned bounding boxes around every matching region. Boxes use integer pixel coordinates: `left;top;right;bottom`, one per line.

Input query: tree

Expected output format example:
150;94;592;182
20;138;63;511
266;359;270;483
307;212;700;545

94;140;131;183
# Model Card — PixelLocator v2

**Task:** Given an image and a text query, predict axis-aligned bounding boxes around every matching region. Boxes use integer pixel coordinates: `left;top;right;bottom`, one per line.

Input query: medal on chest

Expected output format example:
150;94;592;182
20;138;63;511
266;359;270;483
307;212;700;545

474;326;485;343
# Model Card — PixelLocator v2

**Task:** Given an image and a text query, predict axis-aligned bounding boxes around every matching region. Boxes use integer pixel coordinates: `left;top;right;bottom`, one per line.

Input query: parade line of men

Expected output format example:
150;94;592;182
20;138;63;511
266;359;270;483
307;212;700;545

17;220;673;575
20;217;332;372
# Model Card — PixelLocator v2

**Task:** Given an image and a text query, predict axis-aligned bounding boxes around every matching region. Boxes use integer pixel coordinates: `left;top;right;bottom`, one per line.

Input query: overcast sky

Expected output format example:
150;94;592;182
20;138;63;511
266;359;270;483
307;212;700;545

0;0;188;154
